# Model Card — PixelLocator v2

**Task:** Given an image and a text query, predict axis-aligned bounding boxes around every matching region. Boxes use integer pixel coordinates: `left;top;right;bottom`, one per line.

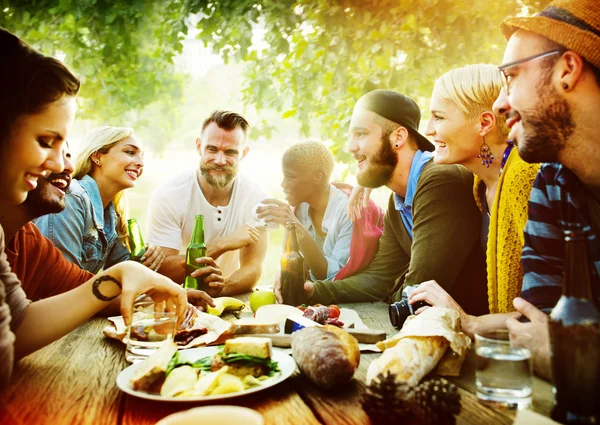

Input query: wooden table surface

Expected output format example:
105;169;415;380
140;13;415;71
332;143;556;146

0;299;553;425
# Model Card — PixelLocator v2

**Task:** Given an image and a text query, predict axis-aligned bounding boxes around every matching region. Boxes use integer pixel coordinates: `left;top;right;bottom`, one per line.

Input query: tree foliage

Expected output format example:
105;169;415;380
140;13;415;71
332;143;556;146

1;0;551;157
0;0;189;151
190;0;550;157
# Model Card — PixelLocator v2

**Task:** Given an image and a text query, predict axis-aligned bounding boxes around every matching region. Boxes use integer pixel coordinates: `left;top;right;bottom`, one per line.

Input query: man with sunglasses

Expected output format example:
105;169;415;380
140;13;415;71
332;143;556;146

493;0;600;380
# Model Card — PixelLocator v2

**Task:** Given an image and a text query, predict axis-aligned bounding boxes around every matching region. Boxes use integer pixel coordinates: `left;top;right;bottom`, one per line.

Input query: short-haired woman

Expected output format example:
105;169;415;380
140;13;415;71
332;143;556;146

408;64;540;335
258;140;353;281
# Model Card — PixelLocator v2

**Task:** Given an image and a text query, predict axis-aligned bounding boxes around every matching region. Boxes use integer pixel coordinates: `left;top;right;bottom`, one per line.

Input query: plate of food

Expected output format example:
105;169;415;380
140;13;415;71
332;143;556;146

116;337;296;402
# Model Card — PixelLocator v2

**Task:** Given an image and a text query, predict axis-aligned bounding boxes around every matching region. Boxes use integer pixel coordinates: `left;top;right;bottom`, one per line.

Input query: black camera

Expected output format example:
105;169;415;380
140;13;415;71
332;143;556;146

389;285;430;328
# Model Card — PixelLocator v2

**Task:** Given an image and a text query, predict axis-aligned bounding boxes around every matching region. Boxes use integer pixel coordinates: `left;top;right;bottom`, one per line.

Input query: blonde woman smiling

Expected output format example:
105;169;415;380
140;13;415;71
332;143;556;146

408;64;540;335
36;126;165;273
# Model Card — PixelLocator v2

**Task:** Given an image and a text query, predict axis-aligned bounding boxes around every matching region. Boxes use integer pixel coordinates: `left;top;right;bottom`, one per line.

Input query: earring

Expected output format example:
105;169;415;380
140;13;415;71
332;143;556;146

563;82;569;90
95;160;101;166
477;137;494;167
395;144;399;148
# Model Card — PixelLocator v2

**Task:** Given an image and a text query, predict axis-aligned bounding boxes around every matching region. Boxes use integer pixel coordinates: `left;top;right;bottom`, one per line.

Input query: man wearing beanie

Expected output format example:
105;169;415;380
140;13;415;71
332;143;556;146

278;90;489;316
493;0;600;380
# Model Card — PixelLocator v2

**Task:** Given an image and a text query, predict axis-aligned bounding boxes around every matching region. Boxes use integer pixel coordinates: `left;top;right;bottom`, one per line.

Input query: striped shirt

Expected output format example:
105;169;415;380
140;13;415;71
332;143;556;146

521;164;600;312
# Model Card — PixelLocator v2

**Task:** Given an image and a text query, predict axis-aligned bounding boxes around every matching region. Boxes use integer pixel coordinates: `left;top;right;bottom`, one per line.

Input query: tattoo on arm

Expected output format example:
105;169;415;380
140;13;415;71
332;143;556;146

92;275;122;302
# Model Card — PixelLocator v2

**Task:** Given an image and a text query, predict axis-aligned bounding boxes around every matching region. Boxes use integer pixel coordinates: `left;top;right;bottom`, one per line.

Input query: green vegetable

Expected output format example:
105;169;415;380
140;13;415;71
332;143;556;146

165;351;180;375
165;352;212;376
192;356;213;372
220;352;280;376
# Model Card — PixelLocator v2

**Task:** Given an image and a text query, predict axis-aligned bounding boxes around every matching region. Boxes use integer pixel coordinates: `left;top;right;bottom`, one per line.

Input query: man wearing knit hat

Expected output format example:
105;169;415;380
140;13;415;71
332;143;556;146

493;0;600;381
276;89;489;315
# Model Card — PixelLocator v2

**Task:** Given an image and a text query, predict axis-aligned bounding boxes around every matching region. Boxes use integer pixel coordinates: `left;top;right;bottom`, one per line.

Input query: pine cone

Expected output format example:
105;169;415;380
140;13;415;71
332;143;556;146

398;377;461;425
362;372;411;424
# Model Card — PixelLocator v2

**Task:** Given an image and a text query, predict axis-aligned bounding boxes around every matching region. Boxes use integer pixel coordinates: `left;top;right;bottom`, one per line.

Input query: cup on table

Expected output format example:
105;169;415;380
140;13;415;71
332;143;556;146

126;299;177;363
475;329;533;409
156;406;264;425
252;203;280;230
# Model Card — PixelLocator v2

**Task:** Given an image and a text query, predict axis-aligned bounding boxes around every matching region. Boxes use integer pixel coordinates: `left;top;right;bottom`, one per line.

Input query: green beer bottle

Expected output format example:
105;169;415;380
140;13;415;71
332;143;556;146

184;215;207;289
127;218;147;262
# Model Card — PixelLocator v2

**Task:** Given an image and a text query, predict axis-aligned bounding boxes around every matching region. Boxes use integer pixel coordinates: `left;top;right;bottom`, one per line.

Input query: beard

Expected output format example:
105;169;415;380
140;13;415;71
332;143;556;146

517;72;574;164
200;161;238;189
23;179;67;216
356;132;398;188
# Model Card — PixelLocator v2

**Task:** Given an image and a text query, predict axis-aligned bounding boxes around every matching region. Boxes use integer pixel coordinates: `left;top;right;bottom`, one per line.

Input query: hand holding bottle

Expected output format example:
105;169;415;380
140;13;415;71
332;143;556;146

140;244;165;271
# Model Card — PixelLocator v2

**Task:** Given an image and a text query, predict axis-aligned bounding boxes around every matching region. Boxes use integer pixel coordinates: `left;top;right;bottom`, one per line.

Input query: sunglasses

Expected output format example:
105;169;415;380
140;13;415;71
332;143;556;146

498;49;564;95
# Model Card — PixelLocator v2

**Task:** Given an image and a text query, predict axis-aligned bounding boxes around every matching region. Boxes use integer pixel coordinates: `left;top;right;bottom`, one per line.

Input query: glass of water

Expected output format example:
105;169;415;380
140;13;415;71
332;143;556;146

126;300;177;363
475;329;533;409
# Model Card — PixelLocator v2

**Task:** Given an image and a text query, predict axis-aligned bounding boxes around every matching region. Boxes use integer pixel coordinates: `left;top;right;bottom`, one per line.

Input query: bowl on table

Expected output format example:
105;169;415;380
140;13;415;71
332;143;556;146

156;406;264;425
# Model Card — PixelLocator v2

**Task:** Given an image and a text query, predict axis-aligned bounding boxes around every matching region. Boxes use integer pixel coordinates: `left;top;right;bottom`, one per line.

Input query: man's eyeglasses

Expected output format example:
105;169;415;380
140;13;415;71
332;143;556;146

498;49;564;95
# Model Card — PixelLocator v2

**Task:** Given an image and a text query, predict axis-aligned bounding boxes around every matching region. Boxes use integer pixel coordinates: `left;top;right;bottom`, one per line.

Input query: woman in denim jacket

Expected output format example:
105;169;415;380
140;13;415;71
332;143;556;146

36;126;165;273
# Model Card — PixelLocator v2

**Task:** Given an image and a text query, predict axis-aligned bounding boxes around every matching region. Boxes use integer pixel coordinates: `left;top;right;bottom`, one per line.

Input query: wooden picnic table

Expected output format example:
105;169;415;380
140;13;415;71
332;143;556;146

0;298;553;425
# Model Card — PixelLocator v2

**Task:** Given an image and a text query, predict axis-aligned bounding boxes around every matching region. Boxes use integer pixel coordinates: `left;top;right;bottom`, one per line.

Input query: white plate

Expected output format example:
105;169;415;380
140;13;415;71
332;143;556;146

116;346;296;402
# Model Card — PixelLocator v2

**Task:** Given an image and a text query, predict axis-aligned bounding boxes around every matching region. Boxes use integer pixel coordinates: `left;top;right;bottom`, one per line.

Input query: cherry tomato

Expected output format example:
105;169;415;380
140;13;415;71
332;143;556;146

328;304;341;319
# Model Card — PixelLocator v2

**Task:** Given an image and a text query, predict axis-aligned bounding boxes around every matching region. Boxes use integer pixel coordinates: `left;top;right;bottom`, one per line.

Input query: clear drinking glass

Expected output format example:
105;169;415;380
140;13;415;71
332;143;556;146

126;300;177;363
475;329;533;409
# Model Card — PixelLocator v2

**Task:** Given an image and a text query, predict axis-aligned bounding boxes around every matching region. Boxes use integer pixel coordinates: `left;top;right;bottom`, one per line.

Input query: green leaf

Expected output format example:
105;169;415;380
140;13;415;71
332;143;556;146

281;108;296;118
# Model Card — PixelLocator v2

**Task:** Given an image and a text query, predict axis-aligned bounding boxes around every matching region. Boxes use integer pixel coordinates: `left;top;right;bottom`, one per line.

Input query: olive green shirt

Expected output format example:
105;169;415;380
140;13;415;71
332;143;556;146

309;160;488;316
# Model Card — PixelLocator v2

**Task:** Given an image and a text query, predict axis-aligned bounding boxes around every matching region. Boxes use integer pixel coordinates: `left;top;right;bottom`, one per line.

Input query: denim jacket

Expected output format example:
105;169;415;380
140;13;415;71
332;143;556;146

34;175;130;273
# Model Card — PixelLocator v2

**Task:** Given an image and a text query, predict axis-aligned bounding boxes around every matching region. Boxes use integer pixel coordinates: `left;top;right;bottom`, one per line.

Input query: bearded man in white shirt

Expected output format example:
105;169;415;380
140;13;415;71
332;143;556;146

147;110;269;296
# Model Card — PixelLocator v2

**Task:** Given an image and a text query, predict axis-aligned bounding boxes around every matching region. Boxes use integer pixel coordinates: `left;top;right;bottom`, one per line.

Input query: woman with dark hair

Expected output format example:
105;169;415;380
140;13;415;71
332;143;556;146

0;28;188;389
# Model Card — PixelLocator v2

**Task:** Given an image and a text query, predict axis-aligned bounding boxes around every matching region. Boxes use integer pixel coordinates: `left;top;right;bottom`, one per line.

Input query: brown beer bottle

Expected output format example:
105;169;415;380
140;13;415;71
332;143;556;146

280;222;306;306
549;226;600;424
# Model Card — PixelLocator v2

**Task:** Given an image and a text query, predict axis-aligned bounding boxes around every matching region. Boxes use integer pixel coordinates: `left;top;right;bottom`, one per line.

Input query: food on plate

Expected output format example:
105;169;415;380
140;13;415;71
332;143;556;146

301;305;344;327
160;365;198;397
130;337;280;398
366;307;471;387
327;305;341;319
230;318;280;334
291;325;359;389
205;297;246;316
130;340;178;392
211;337;276;378
173;304;208;345
249;290;277;313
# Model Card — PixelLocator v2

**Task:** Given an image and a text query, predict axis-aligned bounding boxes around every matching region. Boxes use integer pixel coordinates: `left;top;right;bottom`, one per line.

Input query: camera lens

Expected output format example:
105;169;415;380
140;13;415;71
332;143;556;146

389;301;411;328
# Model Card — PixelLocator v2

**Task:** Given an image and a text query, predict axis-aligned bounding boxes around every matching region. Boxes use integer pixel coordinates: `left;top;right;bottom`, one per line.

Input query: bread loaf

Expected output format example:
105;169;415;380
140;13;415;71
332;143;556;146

130;340;178;392
366;336;449;387
291;325;360;389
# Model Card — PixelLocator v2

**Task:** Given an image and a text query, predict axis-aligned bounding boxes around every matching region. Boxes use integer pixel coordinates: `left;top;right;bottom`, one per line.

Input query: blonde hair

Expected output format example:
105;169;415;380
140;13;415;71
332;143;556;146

74;125;135;249
283;139;335;182
433;64;509;140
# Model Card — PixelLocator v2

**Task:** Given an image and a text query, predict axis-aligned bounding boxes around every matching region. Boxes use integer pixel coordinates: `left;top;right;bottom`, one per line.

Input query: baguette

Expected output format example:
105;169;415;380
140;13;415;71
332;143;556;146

367;336;449;387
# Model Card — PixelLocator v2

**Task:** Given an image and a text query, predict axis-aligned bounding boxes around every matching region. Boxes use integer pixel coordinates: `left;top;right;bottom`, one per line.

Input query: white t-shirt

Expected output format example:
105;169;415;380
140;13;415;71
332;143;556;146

146;169;269;277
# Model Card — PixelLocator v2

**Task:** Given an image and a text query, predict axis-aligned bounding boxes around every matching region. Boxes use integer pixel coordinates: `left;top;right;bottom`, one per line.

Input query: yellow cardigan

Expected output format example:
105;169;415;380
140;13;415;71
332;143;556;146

473;149;541;314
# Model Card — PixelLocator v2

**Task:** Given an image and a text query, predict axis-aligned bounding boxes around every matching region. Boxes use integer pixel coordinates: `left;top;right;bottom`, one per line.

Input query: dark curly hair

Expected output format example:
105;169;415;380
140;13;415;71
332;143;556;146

0;27;80;145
